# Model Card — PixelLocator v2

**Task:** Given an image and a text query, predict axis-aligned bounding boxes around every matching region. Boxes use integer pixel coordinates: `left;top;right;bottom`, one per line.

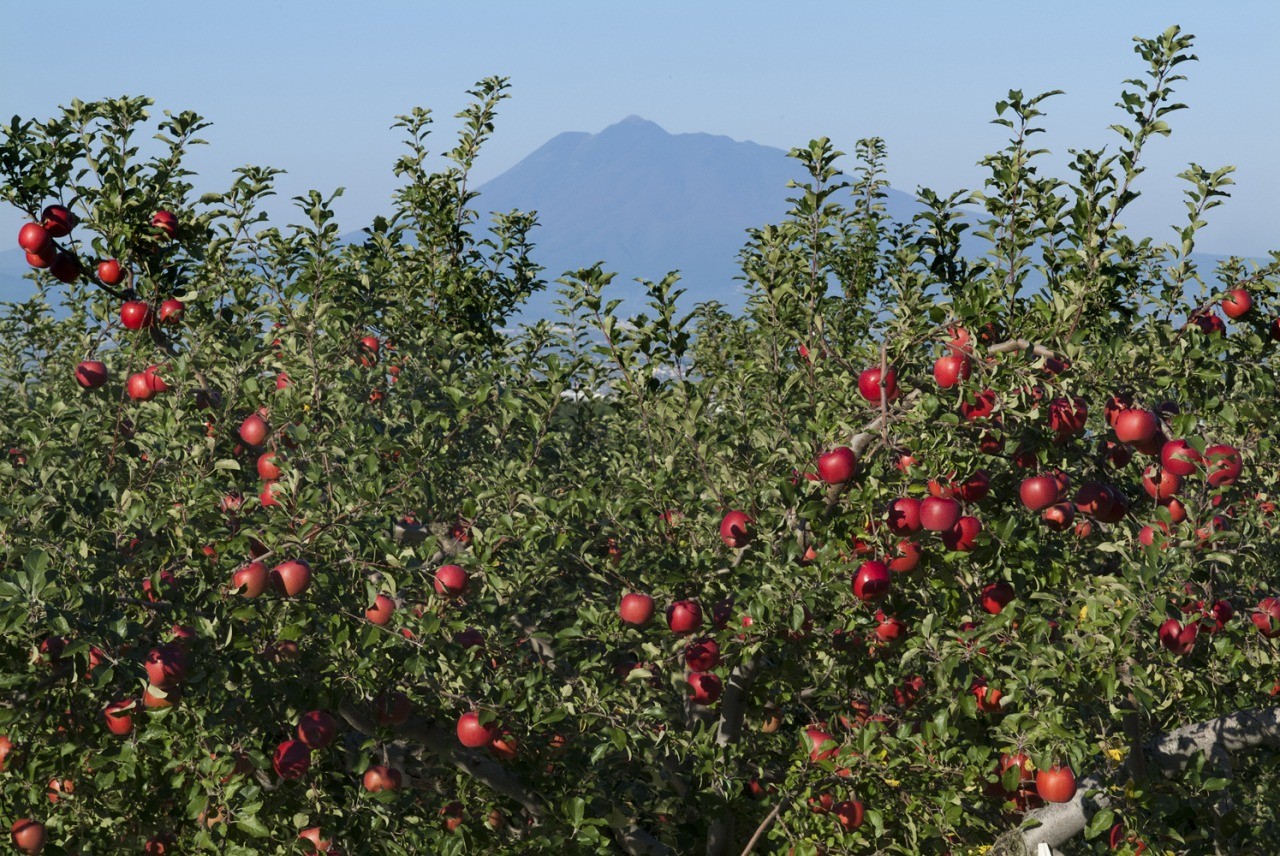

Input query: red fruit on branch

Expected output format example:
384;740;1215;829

433;564;469;597
919;497;962;532
857;367;899;403
933;354;972;388
42;204;75;237
619;593;655;626
1158;618;1198;655
666;600;702;634
120;300;154;331
852;560;891;602
1221;288;1252;319
273;739;311;780
981;582;1014;615
457;711;498;748
719;510;754;547
817;446;857;484
1035;765;1077;803
1019;476;1059;511
97;258;124;285
75;360;108;389
18;222;52;254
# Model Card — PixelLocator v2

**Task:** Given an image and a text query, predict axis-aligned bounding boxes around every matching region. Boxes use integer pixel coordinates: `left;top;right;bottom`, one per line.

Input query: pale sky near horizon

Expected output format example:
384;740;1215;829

1;1;1276;256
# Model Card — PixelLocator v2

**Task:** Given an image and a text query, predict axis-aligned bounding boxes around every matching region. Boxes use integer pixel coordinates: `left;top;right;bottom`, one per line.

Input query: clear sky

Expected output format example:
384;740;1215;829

2;1;1276;256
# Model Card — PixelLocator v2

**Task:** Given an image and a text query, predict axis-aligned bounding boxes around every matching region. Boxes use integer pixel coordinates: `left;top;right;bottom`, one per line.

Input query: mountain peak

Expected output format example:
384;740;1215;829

605;114;666;134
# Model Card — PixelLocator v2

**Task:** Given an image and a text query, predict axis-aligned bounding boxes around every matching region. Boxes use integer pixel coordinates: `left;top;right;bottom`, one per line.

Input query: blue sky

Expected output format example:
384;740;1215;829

2;1;1276;255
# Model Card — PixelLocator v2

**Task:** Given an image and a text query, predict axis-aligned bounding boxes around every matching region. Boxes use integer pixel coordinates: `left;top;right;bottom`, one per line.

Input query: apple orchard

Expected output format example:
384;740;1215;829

2;27;1280;856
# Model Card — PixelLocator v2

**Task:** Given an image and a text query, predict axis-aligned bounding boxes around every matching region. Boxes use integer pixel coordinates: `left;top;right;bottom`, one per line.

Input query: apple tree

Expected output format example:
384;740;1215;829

2;27;1280;856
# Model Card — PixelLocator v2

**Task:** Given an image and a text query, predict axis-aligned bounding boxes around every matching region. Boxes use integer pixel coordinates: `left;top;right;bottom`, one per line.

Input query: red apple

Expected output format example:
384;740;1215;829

1222;288;1252;319
1251;597;1280;638
957;469;991;504
75;360;108;389
1041;503;1074;531
1019;476;1059;511
685;637;720;672
687;672;723;704
1205;444;1242;487
1074;483;1115;518
298;827;332;853
805;727;838;763
888;539;922;572
852;560;891;602
959;389;996;421
942;515;982;551
127;372;156;401
971;680;1003;713
1105;441;1134;468
1035;764;1077;803
144;643;190;688
874;610;906;643
981;582;1014;615
239;413;269;446
719;510;753;548
259;480;283;508
151;209;178;238
104;699;135;735
817;446;857;484
1158;618;1198;655
366;594;395;625
666;600;702;634
158;298;184;324
42;204;75;237
10;819;46;855
433;564;469;597
1048;396;1088;435
120;300;154;331
1096;486;1131;523
269;559;312;597
0;734;13;771
933;354;971;389
18;222;52;254
619;593;654;626
857;367;899;403
1193;313;1226;335
886;497;921;534
1114;409;1158;444
1161;439;1203;476
363;764;402;792
833;799;865;831
273;739;311;780
257;451;282;480
1141;466;1182;500
296;710;338;749
25;245;56;268
919;496;962;532
457;711;498;748
996;752;1034;793
97;258;124;285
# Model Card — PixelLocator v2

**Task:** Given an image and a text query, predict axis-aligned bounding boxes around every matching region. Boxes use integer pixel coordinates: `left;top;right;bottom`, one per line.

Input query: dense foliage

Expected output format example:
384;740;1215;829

2;26;1279;856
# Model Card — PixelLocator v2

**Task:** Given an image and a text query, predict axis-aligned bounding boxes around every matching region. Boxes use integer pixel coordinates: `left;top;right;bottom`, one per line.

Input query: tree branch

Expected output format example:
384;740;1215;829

989;706;1280;855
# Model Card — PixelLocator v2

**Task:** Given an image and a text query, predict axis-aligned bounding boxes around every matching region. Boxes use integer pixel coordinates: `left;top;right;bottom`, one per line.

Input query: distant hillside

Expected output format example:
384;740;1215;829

471;115;924;319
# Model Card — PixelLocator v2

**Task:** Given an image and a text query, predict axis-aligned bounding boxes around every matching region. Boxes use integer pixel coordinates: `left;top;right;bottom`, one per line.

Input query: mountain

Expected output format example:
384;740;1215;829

474;115;923;319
